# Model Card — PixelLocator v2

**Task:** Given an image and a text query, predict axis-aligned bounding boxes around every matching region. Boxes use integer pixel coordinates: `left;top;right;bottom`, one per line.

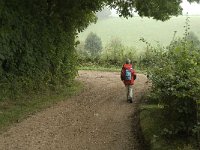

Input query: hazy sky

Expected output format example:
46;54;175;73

181;0;200;15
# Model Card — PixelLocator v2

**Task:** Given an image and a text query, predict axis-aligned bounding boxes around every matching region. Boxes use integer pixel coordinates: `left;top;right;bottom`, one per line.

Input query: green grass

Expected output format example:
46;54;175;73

140;104;198;150
78;64;144;74
79;65;121;72
0;81;83;133
79;16;200;50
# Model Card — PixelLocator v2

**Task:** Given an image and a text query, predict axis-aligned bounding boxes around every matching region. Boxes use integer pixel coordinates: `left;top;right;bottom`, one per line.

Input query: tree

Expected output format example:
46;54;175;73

106;0;200;20
101;38;137;66
102;38;125;65
84;32;103;58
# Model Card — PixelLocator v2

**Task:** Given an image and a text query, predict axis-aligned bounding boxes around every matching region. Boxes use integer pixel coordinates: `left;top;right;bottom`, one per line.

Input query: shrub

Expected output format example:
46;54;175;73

100;38;137;66
142;35;200;136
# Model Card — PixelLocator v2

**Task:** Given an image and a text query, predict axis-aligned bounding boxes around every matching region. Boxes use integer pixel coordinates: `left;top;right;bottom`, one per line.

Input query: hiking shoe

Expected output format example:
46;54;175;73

127;98;133;103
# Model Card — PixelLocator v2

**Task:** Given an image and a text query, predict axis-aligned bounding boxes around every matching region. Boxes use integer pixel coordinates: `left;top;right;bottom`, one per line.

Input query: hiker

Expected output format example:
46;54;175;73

121;59;136;103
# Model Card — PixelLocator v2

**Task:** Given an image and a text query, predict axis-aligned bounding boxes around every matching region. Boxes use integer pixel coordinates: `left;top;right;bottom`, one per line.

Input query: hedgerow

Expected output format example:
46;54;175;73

0;0;96;99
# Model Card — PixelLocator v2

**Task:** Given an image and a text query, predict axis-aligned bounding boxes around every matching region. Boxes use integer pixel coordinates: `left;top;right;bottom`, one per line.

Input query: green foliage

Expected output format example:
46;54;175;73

101;38;125;66
140;104;198;150
78;65;120;72
100;38;137;66
77;36;138;67
84;32;103;58
140;28;200;136
76;41;91;63
0;0;85;100
107;0;200;20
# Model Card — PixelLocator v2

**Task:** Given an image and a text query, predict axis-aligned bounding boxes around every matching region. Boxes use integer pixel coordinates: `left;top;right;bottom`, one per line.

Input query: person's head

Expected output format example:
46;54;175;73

125;58;131;64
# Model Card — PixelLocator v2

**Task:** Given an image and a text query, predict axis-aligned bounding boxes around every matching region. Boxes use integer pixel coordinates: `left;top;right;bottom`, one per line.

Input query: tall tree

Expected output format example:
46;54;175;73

84;32;103;57
106;0;200;20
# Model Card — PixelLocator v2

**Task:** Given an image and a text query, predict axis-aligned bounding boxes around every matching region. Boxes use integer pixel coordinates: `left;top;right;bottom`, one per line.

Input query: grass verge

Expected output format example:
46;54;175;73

0;80;83;134
78;65;120;72
78;65;144;73
140;104;198;150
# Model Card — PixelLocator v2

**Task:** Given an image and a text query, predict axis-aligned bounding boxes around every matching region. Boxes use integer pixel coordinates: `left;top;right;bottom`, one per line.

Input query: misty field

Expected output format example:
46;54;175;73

78;16;200;50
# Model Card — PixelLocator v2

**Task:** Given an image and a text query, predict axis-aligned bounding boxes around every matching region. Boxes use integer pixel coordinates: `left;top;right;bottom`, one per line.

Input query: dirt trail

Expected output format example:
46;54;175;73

0;71;148;150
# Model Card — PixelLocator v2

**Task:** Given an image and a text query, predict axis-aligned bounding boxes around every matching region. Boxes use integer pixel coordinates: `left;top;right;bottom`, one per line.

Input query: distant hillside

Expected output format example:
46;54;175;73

78;16;200;50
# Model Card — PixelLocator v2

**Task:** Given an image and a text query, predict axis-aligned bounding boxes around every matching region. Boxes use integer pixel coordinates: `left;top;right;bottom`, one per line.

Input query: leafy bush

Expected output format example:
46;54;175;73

77;37;138;68
141;32;200;136
100;38;138;66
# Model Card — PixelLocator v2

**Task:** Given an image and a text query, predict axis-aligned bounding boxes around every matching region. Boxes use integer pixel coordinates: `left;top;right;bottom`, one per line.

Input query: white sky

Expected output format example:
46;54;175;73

181;0;200;15
111;0;200;16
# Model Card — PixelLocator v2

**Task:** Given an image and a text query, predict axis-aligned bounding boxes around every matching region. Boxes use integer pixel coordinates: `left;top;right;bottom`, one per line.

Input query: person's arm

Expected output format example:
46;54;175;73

132;69;137;80
121;67;125;81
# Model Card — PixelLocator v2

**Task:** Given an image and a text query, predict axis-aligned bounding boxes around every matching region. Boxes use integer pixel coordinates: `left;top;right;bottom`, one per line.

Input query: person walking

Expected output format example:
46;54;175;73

121;59;136;103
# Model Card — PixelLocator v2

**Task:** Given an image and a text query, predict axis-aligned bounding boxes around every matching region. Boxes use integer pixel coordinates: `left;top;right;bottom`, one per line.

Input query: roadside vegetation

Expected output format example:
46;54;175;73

0;81;83;133
77;33;139;71
139;18;200;150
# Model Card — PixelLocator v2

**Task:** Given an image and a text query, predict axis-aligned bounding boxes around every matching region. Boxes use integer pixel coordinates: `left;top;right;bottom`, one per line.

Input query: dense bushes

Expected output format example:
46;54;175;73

140;30;200;136
0;0;97;99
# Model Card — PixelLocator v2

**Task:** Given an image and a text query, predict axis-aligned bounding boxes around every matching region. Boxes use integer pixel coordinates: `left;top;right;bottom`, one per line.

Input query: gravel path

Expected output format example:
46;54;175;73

0;71;148;150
